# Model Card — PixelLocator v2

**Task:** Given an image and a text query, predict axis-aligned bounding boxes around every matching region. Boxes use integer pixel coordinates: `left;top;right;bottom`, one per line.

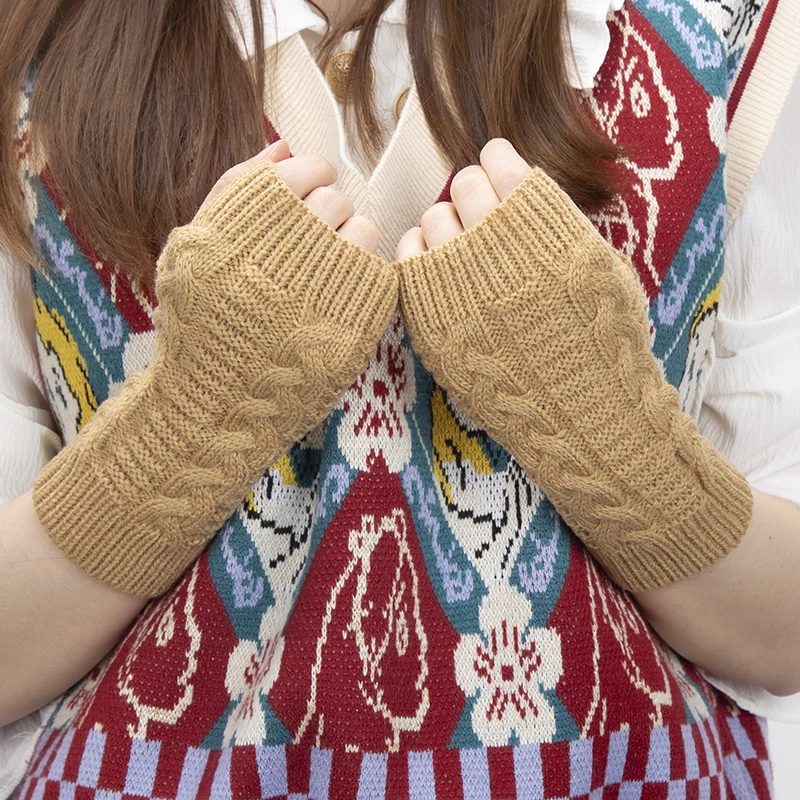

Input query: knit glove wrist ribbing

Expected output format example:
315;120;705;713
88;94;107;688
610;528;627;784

33;161;398;597
398;168;752;592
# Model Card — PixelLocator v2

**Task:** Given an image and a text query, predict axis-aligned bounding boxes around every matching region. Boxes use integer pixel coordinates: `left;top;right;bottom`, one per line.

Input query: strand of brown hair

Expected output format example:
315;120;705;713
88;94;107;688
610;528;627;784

0;0;621;285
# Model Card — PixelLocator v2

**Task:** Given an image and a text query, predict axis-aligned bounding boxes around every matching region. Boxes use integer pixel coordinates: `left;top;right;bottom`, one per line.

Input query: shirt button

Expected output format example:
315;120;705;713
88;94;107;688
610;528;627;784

394;87;411;122
325;51;374;103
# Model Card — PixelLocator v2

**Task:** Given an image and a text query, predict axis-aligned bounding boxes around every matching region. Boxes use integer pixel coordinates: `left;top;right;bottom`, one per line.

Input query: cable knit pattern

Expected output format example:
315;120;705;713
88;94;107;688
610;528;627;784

399;168;753;591
32;161;398;597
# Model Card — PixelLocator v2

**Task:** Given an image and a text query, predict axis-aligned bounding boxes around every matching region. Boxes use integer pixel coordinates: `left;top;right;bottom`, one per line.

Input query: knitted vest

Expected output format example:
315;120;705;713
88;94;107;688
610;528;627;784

13;2;787;797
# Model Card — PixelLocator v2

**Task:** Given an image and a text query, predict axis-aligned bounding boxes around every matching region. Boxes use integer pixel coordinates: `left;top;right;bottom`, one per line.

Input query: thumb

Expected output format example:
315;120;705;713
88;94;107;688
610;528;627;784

203;139;291;206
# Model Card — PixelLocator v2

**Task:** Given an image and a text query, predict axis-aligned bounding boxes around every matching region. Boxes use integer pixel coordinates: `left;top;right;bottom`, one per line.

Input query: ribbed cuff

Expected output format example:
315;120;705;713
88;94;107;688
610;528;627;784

190;160;397;331
33;454;187;598
398;167;613;333
603;440;754;592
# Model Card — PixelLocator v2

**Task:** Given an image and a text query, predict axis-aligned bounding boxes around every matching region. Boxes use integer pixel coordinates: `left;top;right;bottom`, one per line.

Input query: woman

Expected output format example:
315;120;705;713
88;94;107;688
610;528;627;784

0;0;798;796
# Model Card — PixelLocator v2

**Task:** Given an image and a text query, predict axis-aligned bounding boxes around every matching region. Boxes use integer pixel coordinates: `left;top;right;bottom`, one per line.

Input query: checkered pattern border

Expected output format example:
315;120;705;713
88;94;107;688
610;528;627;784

14;714;771;800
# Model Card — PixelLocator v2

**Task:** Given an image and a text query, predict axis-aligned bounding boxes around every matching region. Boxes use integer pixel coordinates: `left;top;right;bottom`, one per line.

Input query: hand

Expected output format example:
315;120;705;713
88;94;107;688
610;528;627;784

396;139;531;259
207;139;379;253
396;160;751;592
33;140;397;597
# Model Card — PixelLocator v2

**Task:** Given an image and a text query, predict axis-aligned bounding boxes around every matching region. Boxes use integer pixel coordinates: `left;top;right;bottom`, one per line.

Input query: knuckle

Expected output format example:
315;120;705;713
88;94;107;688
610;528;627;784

305;153;337;180
420;202;454;232
329;188;355;218
495;164;529;191
311;186;352;219
349;216;379;248
350;215;378;238
450;165;488;200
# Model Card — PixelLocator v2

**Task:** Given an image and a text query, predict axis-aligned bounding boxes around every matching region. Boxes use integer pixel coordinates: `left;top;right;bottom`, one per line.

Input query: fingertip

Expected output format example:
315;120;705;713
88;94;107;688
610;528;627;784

479;138;532;200
265;139;291;162
317;155;338;185
479;138;514;163
395;227;427;261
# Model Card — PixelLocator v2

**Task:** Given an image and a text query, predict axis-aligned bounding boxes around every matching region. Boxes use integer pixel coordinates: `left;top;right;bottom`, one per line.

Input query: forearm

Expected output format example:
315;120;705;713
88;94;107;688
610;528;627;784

397;141;799;699
634;489;800;697
0;147;395;724
400;167;751;592
32;160;396;598
0;491;146;726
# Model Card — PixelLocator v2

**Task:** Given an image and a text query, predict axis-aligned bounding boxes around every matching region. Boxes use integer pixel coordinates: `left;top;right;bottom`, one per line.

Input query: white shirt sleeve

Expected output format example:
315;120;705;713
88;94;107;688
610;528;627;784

0;253;60;502
695;69;800;722
0;252;61;800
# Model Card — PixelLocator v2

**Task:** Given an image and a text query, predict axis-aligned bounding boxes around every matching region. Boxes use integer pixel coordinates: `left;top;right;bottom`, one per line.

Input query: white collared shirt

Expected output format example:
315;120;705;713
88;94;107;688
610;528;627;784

233;0;625;88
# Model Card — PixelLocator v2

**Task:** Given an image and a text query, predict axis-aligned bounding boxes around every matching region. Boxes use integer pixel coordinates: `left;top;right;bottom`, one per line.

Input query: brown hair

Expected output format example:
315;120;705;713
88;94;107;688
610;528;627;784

0;0;620;284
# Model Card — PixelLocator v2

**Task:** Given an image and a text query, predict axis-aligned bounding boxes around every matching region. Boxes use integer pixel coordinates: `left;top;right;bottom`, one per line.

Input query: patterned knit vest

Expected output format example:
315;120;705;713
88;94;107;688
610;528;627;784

14;2;780;798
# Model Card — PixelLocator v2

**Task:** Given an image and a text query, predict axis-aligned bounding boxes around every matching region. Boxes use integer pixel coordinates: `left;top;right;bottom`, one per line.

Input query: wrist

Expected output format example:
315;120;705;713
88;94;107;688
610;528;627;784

31;370;198;597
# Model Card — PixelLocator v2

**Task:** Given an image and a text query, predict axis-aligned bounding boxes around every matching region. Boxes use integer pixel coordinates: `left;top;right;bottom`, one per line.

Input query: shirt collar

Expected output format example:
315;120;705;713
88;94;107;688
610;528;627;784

233;0;406;54
567;0;625;89
233;0;324;55
234;0;624;90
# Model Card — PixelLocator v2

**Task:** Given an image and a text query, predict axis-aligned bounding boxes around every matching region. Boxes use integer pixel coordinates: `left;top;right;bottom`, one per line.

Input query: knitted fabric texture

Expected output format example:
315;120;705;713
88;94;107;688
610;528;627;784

399;169;753;591
13;0;783;796
32;161;398;597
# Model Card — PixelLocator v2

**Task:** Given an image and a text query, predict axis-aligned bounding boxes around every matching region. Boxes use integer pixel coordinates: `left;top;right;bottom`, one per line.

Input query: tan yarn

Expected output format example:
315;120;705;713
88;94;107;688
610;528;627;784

33;161;398;597
399;168;753;592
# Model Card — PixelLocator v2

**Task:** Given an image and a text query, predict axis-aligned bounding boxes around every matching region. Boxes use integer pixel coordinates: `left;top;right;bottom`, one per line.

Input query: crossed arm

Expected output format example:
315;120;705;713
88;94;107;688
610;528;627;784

2;139;798;730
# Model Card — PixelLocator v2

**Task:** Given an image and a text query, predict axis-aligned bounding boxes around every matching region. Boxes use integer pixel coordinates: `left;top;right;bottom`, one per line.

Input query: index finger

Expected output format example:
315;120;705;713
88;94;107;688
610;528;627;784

479;138;533;200
274;154;338;199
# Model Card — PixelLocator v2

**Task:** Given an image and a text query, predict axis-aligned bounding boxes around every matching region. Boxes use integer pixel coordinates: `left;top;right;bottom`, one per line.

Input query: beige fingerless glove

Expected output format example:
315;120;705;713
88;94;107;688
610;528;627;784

33;161;398;597
398;168;752;592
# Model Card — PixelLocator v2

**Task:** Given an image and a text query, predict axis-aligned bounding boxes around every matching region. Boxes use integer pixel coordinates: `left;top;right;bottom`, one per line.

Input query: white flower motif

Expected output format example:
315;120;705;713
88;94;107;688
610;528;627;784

223;610;285;745
455;585;563;746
